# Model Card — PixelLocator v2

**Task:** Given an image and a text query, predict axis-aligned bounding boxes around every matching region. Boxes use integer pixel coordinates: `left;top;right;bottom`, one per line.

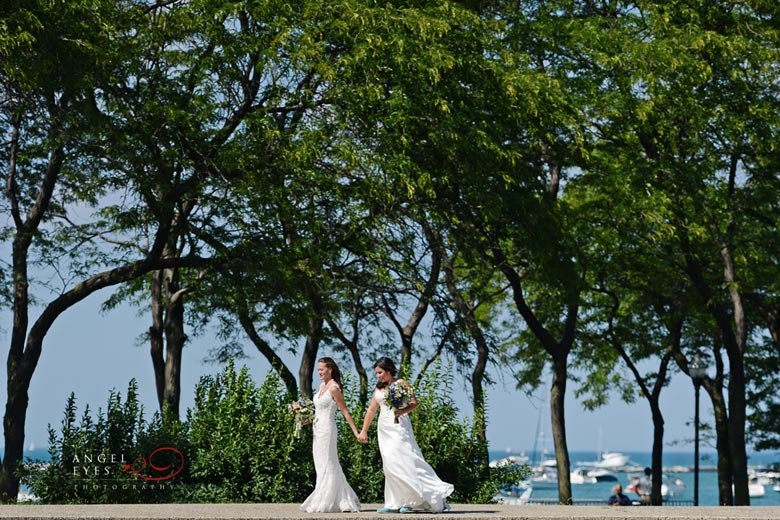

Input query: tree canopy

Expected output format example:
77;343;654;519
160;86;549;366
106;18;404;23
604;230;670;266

3;0;780;504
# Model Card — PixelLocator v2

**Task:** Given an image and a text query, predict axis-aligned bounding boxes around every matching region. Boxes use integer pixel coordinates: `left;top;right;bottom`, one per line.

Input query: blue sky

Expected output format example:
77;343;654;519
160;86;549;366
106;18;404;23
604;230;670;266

2;287;715;457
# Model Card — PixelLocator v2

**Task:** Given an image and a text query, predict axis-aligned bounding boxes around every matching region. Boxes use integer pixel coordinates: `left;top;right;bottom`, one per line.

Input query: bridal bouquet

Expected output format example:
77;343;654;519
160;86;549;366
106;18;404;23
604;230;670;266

289;397;315;438
384;380;415;423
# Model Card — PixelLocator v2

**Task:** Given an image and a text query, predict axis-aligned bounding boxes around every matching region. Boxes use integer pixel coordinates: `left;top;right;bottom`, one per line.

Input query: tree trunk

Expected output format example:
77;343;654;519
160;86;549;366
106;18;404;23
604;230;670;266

715;166;749;504
1;366;28;502
385;220;442;376
442;250;489;456
239;312;299;398
162;266;186;418
625;340;672;507
150;270;166;410
299;290;324;397
649;400;665;506
3;235;32;500
707;374;734;505
683;250;749;505
648;346;674;506
493;244;576;504
2;115;64;502
550;355;572;504
726;352;749;505
149;262;187;419
463;306;490;472
721;242;749;505
471;333;489;448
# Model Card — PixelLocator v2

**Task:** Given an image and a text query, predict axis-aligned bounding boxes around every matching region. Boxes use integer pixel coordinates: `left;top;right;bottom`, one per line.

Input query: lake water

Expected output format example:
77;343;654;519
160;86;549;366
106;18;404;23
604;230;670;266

489;450;780;506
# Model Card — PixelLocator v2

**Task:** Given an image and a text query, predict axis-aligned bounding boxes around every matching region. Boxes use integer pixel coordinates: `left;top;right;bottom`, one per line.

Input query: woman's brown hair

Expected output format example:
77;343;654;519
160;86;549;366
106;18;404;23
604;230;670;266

318;357;343;388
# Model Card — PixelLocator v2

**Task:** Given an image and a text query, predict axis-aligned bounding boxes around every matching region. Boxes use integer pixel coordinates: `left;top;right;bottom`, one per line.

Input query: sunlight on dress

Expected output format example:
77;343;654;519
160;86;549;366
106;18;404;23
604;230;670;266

300;384;361;512
375;387;454;512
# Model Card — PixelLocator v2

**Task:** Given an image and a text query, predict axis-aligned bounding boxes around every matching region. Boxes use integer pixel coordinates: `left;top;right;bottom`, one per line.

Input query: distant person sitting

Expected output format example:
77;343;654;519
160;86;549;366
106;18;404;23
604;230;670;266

608;484;633;506
635;467;652;504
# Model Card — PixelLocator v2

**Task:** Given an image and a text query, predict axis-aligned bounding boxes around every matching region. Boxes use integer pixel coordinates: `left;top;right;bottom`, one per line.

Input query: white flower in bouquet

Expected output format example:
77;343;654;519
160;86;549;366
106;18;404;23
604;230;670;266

383;380;414;423
289;397;315;437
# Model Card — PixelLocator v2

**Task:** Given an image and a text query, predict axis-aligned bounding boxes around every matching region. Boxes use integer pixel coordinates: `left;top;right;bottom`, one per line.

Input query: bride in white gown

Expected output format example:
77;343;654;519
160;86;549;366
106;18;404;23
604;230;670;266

358;357;454;514
300;357;361;513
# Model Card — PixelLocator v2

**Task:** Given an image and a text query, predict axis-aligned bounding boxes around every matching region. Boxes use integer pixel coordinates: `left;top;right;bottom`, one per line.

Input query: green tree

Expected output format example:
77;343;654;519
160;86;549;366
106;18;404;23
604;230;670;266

1;0;124;500
561;0;780;504
97;0;326;416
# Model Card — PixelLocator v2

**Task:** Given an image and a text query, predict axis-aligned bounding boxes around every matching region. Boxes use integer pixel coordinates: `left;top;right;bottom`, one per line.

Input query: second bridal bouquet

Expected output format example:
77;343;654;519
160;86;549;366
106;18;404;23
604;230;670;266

384;380;415;423
289;397;315;437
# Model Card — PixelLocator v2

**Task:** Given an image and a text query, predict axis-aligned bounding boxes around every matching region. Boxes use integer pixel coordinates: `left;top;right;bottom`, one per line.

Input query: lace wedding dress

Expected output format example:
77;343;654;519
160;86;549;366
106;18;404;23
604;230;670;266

300;383;361;513
375;387;454;512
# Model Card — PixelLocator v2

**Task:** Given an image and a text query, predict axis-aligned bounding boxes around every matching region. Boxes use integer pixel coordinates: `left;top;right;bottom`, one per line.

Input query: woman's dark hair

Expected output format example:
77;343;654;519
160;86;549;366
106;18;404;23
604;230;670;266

318;357;342;388
373;356;397;389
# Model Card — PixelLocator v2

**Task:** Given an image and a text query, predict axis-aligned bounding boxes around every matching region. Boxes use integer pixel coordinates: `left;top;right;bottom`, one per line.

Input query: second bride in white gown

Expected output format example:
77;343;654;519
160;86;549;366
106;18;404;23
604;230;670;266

300;357;361;513
358;357;454;513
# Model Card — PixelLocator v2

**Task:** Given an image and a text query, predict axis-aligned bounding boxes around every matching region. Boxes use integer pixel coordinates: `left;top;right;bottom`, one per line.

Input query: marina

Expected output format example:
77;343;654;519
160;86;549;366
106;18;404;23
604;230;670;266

490;450;780;506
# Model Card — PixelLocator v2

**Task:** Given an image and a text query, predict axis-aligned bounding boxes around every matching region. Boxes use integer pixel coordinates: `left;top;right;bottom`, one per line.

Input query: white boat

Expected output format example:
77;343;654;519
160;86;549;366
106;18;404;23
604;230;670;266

626;474;686;498
587;468;619;482
594;451;630;468
489;454;530;468
664;476;687;497
530;469;559;489
734;478;765;498
750;467;780;486
570;467;597;484
494;482;532;505
750;483;766;498
579;450;631;469
773;484;780;492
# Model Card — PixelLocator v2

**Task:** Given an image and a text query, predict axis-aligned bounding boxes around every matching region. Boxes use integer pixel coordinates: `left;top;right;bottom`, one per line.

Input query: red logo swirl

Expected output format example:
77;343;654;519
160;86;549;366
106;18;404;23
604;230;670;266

123;447;184;481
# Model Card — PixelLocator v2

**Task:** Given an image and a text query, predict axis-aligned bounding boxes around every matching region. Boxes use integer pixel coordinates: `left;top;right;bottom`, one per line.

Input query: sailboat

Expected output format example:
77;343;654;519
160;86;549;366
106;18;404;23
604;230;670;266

521;397;561;490
578;428;624;481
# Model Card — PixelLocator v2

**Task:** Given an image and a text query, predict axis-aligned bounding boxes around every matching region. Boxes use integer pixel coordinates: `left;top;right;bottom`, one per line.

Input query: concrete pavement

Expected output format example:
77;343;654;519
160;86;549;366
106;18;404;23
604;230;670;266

0;504;778;520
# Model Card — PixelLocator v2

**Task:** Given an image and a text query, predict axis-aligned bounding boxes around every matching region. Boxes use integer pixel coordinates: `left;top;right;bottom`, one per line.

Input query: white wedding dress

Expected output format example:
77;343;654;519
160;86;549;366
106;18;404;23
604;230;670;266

374;387;454;512
300;383;361;513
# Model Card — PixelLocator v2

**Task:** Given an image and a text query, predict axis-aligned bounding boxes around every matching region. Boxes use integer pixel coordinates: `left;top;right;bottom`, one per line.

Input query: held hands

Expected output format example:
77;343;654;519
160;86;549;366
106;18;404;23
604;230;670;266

357;432;368;443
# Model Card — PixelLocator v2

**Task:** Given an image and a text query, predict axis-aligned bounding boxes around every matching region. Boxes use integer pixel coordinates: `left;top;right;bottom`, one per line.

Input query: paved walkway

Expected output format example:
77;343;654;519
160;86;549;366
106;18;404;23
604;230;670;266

0;504;777;520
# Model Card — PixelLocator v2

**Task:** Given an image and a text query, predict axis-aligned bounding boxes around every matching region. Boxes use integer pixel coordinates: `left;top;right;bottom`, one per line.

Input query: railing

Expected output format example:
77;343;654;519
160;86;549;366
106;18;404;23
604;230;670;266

524;498;696;506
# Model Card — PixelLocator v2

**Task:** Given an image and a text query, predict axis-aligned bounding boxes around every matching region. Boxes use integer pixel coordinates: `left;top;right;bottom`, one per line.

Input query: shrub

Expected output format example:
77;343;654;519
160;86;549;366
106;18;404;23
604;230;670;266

24;359;523;504
179;359;314;502
19;380;184;503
